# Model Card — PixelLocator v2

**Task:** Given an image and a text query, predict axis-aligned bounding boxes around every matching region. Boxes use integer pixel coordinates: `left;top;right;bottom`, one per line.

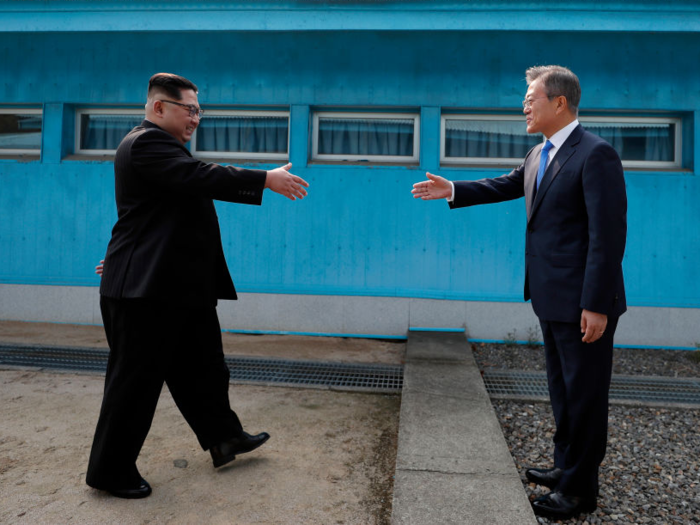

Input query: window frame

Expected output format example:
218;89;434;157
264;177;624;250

440;113;684;170
578;115;682;169
312;110;420;163
0;107;43;156
191;109;290;161
75;108;144;156
440;114;536;167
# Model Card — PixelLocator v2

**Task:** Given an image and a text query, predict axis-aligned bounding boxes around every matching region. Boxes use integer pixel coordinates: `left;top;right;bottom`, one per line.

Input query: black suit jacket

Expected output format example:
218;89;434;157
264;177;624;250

451;125;627;323
100;120;267;307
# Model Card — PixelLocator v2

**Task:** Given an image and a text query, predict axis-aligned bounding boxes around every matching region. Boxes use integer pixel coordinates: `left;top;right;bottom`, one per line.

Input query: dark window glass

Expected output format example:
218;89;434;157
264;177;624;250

0;112;42;151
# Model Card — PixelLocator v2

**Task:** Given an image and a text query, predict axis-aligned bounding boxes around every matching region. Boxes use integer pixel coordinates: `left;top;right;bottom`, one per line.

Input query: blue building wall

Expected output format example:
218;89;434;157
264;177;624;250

1;9;699;315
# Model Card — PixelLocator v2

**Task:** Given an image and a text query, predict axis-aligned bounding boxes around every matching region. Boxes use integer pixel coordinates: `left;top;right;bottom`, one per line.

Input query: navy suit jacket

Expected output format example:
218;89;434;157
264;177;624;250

100;120;267;307
451;124;627;323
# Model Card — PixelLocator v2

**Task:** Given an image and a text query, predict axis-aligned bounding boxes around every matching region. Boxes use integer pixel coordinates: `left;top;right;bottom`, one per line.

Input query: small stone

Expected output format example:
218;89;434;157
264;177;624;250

173;459;188;468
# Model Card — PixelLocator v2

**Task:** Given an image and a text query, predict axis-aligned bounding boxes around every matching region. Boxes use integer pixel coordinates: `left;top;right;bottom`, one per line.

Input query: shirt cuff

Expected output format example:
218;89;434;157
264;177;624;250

447;181;455;202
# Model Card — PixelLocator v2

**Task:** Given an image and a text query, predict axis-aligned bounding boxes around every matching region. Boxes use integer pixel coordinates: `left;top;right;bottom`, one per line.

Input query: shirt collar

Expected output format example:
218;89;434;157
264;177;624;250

545;119;579;151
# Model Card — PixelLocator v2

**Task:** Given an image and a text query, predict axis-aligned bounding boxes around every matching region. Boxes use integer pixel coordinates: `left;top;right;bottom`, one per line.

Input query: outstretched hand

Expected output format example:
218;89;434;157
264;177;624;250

265;163;309;201
411;172;452;200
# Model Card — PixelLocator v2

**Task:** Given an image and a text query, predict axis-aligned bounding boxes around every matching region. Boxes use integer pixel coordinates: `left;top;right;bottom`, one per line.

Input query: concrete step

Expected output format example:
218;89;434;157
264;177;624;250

391;330;537;524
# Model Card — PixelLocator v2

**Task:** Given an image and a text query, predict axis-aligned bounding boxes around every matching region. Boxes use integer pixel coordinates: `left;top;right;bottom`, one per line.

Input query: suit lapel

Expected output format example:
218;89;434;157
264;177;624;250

529;125;583;221
524;143;542;220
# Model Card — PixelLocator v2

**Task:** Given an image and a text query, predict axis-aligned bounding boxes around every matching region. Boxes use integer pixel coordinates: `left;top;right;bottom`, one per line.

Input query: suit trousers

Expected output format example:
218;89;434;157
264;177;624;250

539;316;619;500
86;296;243;490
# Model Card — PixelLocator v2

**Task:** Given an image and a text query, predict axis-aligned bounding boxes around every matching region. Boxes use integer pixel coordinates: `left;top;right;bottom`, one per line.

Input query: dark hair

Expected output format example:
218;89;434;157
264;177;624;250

147;73;198;100
525;65;581;115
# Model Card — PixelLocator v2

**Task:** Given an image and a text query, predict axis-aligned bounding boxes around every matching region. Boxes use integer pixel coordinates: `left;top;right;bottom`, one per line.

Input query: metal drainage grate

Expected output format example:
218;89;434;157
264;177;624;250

483;370;700;406
225;357;403;392
0;344;403;393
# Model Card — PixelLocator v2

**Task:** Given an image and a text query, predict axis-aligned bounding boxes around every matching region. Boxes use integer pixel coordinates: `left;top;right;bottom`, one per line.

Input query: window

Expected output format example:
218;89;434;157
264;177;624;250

76;109;143;155
312;111;419;162
0;108;42;155
579;116;681;169
441;114;683;169
441;115;538;166
192;110;289;160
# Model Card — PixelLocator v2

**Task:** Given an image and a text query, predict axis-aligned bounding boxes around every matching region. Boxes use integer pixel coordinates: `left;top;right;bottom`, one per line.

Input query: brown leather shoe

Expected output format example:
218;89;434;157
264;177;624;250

210;431;270;468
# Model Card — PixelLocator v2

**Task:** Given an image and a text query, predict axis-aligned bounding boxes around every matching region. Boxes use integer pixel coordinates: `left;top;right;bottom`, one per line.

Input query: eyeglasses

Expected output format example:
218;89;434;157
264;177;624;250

159;99;204;118
522;95;559;110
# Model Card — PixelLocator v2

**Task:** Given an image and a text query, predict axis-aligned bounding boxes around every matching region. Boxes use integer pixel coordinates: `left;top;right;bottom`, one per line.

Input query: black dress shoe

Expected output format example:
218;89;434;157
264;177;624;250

107;478;152;499
210;431;270;468
525;466;563;489
531;491;597;520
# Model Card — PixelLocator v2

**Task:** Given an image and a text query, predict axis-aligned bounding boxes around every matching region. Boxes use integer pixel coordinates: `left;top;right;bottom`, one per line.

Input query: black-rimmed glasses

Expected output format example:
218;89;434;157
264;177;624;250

159;99;204;118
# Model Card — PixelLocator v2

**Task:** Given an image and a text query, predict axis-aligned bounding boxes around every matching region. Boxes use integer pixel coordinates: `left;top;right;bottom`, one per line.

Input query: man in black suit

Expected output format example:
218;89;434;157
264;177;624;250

412;65;627;520
86;73;309;499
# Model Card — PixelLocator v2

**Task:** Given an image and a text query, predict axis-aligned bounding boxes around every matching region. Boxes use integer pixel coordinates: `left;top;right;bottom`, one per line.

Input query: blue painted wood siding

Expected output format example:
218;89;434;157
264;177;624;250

1;30;699;308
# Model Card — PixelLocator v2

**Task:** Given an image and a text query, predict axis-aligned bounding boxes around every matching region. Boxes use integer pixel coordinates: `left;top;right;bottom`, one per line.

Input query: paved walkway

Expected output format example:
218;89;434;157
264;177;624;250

391;330;537;524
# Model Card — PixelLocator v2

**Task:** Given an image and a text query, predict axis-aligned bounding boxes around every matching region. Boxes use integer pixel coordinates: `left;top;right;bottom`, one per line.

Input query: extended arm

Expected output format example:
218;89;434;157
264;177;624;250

412;164;526;208
129;130;308;204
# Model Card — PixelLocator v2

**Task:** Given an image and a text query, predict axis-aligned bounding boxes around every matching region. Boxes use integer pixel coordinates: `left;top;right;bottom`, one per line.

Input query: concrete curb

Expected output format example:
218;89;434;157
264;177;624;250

391;330;537;524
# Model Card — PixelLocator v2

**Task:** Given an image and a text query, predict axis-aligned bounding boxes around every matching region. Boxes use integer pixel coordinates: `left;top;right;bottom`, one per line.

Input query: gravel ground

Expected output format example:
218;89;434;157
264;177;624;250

475;344;700;524
473;343;700;378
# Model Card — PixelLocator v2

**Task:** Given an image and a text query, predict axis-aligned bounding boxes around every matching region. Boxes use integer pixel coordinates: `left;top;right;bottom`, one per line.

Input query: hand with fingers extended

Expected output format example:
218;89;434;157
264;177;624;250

265;163;310;201
95;259;104;276
411;172;452;200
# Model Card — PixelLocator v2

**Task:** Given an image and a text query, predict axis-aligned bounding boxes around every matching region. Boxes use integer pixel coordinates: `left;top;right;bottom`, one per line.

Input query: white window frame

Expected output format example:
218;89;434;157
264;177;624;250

0;108;42;155
312;111;420;163
441;114;683;169
440;114;534;166
191;110;289;161
579;116;682;169
75;108;144;155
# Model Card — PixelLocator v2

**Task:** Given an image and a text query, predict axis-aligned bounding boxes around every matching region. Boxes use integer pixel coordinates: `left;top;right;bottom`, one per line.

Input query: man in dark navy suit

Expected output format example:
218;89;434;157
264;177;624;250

86;73;309;499
412;65;627;520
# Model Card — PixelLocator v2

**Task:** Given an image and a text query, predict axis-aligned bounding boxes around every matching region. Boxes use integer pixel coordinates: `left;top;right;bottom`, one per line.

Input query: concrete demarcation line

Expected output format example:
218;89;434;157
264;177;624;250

391;330;537;524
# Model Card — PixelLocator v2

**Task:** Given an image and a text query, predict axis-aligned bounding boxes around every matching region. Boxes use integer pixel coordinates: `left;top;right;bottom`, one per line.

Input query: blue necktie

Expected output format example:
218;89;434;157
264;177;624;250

536;140;554;191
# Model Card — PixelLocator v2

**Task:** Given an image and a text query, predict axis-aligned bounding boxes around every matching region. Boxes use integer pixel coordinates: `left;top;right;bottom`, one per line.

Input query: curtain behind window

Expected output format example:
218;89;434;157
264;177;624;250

584;123;674;162
444;118;675;163
197;115;288;154
317;117;414;157
80;114;142;150
444;119;539;159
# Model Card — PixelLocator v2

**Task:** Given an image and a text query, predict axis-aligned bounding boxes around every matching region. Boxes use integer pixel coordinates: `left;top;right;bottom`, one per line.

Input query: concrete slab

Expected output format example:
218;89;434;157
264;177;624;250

404;330;472;362
395;392;514;475
392;470;537;525
391;330;536;524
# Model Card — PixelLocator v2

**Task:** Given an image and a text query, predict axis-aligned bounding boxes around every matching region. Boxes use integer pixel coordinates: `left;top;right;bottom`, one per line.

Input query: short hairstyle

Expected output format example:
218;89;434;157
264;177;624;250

525;65;581;115
147;73;198;101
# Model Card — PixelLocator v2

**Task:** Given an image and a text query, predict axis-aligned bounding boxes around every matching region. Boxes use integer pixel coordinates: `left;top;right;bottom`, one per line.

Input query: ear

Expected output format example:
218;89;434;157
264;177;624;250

554;96;568;115
152;99;165;117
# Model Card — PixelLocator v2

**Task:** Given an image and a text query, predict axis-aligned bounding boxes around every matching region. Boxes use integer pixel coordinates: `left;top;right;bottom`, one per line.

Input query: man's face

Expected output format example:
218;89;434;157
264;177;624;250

523;78;560;138
155;89;200;145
